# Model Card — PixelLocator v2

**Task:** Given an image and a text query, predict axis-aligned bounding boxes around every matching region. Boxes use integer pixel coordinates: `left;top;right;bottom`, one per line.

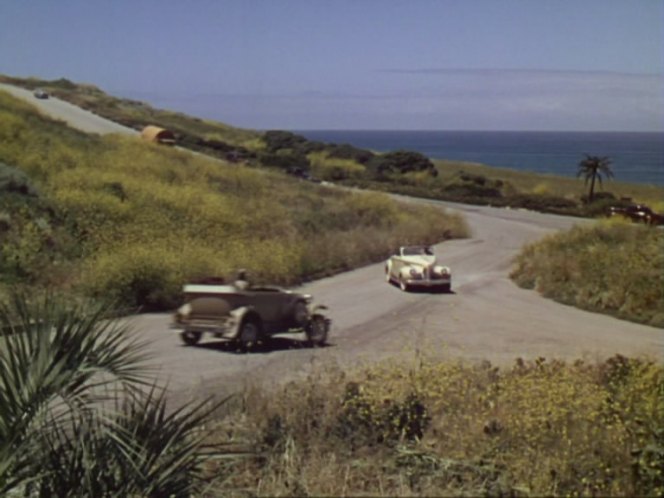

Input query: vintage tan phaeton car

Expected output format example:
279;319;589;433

171;281;330;349
385;245;452;292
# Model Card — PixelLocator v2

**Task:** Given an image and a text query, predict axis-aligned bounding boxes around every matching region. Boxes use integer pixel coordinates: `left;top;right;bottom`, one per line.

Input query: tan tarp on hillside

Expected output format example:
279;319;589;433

141;125;176;144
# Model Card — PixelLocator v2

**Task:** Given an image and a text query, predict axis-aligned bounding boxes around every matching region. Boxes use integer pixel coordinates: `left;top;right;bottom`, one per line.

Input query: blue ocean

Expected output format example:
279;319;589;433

295;130;664;186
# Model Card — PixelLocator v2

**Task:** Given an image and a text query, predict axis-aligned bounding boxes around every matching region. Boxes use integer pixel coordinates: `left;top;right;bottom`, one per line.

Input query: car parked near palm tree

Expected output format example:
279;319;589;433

609;204;664;226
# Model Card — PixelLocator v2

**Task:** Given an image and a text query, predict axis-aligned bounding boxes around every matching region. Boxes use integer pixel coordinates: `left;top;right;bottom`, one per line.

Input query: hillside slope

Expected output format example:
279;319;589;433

0;88;467;308
3;74;662;215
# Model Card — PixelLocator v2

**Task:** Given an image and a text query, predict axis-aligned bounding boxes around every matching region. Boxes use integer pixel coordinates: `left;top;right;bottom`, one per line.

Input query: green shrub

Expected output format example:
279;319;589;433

511;221;664;326
0;162;38;196
262;130;325;155
507;193;579;212
326;143;374;164
443;182;503;198
308;152;366;181
367;150;438;179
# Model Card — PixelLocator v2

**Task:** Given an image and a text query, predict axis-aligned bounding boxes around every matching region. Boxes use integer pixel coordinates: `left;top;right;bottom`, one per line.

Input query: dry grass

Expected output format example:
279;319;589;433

202;355;663;496
0;90;468;308
434;159;664;207
511;219;664;327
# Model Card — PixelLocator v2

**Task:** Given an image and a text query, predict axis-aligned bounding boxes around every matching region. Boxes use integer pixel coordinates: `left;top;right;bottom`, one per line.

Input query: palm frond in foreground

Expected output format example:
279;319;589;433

0;292;218;496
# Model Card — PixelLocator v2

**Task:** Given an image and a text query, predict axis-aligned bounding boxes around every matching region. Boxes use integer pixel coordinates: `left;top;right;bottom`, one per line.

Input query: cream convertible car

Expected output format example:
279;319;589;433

385;246;452;292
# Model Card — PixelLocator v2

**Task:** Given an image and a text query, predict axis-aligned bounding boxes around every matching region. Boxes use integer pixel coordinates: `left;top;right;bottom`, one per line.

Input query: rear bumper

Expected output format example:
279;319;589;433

170;319;239;339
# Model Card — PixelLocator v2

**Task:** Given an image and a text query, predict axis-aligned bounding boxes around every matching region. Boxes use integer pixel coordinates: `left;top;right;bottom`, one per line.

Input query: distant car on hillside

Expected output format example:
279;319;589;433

609;204;664;226
33;89;49;99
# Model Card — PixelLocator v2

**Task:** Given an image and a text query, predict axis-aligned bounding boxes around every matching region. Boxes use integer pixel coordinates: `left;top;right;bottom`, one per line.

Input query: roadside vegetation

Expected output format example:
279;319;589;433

202;355;663;497
3;294;661;497
246;130;664;218
0;89;467;309
0;293;217;496
511;219;664;327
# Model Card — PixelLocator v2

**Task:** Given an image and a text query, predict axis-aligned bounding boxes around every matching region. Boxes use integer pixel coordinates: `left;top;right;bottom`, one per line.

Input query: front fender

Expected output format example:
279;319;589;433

399;265;416;278
308;303;328;316
228;306;256;339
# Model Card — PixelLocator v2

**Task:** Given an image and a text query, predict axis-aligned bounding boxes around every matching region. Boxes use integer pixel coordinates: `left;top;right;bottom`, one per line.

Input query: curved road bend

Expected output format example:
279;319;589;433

130;203;663;404
2;83;661;403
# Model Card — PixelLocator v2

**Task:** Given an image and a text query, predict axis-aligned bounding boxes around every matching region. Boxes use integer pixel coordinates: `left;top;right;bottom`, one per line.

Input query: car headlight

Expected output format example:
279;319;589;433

433;266;450;276
409;268;420;277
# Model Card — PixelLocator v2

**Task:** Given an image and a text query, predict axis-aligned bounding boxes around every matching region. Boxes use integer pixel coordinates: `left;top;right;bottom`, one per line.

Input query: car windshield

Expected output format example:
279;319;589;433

403;246;433;256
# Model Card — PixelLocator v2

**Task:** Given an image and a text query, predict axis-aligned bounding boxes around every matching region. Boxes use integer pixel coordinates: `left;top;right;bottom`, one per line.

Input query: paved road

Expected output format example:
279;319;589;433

0;82;136;136
3;83;662;403
132;203;661;403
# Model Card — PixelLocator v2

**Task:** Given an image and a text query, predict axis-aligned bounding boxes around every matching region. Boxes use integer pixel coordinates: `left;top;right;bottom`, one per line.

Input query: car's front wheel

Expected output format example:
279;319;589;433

306;315;328;347
399;276;409;292
181;330;202;346
292;301;309;327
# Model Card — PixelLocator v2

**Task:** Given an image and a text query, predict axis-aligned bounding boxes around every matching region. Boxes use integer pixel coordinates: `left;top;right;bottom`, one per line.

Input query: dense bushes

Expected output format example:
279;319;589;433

308;151;366;181
367;150;438;179
326;143;375;164
263;130;324;154
0;162;78;284
511;221;664;327
506;193;579;213
210;355;663;496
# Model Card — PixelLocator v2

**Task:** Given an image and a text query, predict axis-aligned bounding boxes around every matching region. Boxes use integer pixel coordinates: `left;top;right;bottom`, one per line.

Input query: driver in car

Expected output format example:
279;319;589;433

234;269;250;290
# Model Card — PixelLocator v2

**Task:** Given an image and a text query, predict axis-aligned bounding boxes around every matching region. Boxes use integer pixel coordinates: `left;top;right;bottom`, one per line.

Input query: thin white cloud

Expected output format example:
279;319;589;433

119;68;663;130
377;67;662;77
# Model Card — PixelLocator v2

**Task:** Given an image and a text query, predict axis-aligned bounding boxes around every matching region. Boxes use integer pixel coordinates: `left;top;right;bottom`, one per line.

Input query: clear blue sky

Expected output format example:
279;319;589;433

1;0;662;131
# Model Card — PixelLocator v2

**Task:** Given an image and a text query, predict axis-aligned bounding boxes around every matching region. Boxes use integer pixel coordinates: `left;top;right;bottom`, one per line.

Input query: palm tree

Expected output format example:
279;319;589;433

0;293;219;496
577;154;614;202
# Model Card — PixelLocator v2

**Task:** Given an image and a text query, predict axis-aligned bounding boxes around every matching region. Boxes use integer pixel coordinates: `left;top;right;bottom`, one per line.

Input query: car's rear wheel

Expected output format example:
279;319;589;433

181;330;202;346
238;319;261;351
385;265;392;283
306;315;328;347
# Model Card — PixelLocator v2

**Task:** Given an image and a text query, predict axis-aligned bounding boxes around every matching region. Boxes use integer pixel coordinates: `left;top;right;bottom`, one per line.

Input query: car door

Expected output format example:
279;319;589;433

391;250;406;279
247;288;292;332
